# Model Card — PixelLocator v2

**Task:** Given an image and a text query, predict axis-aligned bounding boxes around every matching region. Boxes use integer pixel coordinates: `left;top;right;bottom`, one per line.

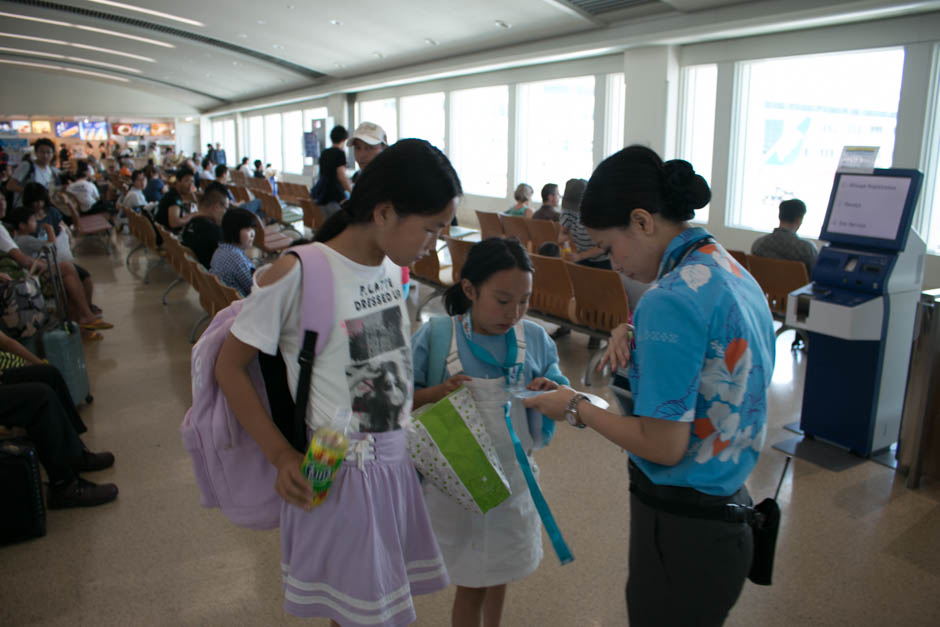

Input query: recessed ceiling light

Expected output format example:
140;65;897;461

287;4;295;9
232;61;239;66
424;38;439;46
184;116;194;121
87;0;205;28
372;51;385;59
333;62;345;69
0;58;128;81
329;19;343;26
237;33;248;38
494;20;512;29
257;19;266;25
272;44;284;50
0;12;175;48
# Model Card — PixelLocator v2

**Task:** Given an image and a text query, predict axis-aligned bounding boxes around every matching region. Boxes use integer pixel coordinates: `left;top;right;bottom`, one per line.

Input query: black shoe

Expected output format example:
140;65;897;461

47;477;118;509
72;449;115;472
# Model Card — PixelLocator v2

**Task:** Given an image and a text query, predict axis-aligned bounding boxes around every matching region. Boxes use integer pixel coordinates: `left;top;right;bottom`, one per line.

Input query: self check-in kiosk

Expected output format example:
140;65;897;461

786;168;925;456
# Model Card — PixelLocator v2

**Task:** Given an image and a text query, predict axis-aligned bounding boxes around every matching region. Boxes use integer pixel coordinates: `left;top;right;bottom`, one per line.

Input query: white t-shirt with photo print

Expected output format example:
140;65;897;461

231;242;413;433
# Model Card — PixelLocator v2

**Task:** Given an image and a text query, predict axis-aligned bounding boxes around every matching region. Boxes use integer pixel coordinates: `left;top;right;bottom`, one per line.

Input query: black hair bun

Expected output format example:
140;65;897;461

662;159;711;221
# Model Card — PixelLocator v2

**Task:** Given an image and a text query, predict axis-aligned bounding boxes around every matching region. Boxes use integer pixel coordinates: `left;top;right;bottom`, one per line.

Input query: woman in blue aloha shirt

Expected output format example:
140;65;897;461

525;145;776;627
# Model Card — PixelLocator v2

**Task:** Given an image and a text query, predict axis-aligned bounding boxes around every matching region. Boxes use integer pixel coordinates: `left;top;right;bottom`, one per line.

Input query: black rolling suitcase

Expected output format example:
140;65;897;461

0;439;47;544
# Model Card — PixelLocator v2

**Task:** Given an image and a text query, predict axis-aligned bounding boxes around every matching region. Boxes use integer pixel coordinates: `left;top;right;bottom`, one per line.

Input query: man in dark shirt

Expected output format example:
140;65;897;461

751;198;819;274
532;183;561;221
311;125;351;219
154;167;195;233
181;187;228;268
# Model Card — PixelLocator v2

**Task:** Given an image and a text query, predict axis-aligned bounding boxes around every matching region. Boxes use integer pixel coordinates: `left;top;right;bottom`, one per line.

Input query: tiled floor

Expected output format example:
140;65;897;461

2;235;938;626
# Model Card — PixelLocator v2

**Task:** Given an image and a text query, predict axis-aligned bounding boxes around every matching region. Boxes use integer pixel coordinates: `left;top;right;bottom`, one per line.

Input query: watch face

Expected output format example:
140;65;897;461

565;411;577;426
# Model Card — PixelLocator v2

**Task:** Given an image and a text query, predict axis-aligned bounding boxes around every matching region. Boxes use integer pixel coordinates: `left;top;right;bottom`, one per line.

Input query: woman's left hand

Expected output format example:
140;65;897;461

522;385;577;421
526;377;559;392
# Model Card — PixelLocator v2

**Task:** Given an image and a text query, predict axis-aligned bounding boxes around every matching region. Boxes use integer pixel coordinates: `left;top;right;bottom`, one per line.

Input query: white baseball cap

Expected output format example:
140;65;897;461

352;122;387;146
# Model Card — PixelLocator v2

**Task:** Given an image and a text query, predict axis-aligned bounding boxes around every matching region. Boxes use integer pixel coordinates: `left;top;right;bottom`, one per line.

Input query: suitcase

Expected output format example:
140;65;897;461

0;438;47;544
30;246;94;406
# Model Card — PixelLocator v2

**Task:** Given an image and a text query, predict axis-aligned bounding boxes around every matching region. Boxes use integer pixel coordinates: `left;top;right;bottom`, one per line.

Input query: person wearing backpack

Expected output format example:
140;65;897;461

410;237;568;627
7;138;60;208
214;139;462;627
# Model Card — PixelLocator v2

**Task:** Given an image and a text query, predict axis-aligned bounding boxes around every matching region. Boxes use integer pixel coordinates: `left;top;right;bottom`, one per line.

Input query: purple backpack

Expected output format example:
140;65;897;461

181;244;334;529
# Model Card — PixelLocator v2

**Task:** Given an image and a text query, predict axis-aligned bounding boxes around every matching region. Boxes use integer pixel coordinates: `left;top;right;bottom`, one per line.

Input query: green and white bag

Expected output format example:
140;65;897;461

408;386;511;514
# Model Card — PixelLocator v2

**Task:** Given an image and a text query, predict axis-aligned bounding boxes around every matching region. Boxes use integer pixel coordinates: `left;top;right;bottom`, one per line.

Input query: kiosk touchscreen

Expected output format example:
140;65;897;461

786;168;925;456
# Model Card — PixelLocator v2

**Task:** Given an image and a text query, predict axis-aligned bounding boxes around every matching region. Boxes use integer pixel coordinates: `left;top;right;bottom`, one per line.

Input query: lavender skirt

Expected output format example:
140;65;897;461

280;430;449;626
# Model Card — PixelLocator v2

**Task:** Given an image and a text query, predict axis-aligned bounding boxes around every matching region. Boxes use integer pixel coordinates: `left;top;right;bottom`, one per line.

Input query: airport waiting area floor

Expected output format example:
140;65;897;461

2;235;939;626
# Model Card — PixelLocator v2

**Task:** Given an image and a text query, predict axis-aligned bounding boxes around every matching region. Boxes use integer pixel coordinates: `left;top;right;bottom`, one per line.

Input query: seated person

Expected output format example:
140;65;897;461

65;160;103;214
143;165;167;203
503;183;534;218
180;187;228;268
238;157;253;178
532;183;561;221
252;159;265;179
22;182;72;262
0;198;110;333
0;330;117;509
154;167;196;233
751;198;818;274
199;157;216;183
559;178;611;270
210;208;257;297
206;178;263;219
120;169;151;213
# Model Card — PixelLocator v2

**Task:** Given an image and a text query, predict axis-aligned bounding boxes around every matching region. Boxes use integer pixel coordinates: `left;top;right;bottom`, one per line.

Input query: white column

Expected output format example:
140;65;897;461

623;46;679;159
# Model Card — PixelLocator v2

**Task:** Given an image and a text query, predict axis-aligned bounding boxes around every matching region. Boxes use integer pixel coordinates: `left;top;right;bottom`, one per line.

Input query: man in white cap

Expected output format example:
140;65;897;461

350;121;388;185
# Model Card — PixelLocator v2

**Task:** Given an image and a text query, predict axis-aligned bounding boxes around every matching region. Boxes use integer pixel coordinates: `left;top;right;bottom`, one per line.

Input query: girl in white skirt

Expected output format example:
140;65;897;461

411;238;569;626
216;139;462;627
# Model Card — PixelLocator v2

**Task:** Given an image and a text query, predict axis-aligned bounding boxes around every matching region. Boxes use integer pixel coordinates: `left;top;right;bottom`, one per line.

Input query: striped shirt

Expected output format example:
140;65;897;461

560;209;609;263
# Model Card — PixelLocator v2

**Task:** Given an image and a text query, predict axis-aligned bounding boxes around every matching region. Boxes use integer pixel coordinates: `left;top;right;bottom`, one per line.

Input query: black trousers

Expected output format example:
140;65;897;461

626;461;753;627
0;382;82;484
577;257;612;270
1;365;87;435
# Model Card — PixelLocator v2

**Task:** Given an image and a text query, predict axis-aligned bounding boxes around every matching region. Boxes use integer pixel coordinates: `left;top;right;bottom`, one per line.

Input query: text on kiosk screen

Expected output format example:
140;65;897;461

827;174;911;240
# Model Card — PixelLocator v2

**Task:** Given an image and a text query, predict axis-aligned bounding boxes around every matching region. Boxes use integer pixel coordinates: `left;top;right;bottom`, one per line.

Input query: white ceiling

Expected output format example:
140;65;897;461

0;0;937;118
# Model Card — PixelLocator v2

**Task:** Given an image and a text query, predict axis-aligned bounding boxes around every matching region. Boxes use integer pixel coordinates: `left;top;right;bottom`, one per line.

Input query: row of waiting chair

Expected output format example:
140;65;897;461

475;211;562;253
124;208;241;341
412;236;630;385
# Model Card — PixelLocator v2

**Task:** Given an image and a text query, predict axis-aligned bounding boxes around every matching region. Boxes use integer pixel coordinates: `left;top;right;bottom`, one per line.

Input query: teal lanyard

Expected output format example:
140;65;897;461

458;315;574;565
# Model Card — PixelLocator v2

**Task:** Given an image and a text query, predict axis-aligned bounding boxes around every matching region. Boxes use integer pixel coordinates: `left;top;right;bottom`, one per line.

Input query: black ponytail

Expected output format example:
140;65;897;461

443;237;533;315
314;138;462;243
580;145;710;228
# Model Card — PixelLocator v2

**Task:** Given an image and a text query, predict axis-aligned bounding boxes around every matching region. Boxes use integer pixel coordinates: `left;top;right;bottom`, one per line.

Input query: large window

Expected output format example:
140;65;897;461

221;119;236;164
516;76;595;191
921;45;940;253
282;110;304;174
605;73;625;158
677;64;717;224
399;92;445;150
357;98;398;144
264;113;283;172
451;85;509;197
729;48;905;236
247;115;264;165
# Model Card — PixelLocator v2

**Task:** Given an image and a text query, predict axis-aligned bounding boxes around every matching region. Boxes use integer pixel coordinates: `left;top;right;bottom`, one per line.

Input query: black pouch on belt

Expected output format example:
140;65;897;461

747;497;780;585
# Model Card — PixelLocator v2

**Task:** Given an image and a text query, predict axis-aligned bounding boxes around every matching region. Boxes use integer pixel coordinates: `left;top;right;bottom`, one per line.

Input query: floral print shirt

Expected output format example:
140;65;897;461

628;227;776;496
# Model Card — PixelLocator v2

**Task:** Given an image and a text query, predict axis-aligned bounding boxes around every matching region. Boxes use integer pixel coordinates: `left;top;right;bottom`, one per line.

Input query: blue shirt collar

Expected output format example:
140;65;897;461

657;226;713;279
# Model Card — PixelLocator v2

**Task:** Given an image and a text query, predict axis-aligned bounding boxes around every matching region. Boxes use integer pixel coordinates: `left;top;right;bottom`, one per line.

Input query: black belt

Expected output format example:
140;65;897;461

628;460;763;526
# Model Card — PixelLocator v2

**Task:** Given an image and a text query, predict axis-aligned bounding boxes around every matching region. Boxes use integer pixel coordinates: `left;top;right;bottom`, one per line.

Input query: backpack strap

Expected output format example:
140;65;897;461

427;315;454;387
281;243;334;451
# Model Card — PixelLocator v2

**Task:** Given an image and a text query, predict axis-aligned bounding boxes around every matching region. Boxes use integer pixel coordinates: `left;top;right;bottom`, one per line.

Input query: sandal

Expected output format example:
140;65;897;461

82;331;104;342
80;320;114;330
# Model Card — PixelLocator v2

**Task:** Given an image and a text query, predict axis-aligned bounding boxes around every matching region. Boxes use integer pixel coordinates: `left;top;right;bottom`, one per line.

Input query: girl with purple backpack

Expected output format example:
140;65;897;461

216;139;462;626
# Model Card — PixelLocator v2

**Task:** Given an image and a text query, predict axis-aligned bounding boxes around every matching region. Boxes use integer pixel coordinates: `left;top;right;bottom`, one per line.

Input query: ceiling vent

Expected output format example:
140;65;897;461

561;0;655;16
3;0;324;78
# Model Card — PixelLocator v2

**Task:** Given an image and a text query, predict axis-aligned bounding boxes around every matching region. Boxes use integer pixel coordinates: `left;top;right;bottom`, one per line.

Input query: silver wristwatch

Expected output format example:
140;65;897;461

564;394;589;429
